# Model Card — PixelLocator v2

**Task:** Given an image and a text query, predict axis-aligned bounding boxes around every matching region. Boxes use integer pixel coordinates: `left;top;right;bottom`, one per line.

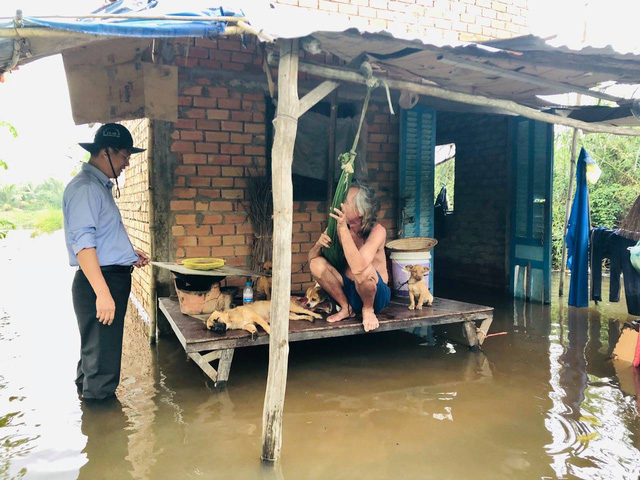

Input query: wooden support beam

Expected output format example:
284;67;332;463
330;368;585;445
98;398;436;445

269;56;640;136
298;79;340;117
437;53;625;104
262;38;299;464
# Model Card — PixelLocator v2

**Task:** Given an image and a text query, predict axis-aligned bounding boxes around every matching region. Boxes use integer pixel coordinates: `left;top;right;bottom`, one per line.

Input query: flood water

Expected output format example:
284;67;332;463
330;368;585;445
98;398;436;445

1;229;639;479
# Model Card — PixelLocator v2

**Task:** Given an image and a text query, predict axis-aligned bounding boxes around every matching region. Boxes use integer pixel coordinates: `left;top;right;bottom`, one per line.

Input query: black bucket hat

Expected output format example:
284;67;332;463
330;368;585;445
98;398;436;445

79;123;146;154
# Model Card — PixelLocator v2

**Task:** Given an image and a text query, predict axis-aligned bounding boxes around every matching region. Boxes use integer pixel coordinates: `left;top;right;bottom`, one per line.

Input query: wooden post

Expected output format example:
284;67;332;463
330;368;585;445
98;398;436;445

559;128;580;296
327;90;338;204
261;39;299;463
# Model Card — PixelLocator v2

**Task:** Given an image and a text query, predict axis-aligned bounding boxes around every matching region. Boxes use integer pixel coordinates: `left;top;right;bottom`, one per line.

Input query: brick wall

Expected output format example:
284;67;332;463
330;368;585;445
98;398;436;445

435;112;509;289
168;35;399;292
117;118;152;319
273;0;530;42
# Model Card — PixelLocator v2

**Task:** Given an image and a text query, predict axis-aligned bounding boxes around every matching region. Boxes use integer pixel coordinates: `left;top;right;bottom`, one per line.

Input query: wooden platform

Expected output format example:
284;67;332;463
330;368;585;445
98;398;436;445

158;296;493;386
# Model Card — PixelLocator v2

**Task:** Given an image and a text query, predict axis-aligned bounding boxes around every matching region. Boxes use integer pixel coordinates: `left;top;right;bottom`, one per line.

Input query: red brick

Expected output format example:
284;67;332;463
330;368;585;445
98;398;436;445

182;86;202;96
195;77;212;86
194;97;218;108
183;153;207;164
221;144;244;155
186;246;211;257
195;142;219;153
174;236;197;247
188;46;209;58
221;190;244;199
209;201;234;211
196;119;221;130
184;108;206;119
195;38;217;48
212;246;235;256
231;133;252;144
171;141;194;153
198;189;221;198
197;165;221;176
212;177;234;187
176;118;197;130
206;87;230;98
175;214;196;225
170;200;194;211
205;131;230;142
213;224;235;235
172;225;185;236
196;201;209;211
207;109;230;120
302;223;322;232
203;214;223;224
175;248;185;258
181;130;203;141
226;256;247;267
234;178;248;188
230;156;252;166
178;96;192;106
199;236;222;247
176;57;198;68
221;166;244;177
252;112;265;122
217;39;241;51
293;213;311;222
174;188;197;199
221;121;243;132
174;165;196;175
244;146;265;155
245;123;265;133
209;50;231;62
223;235;245;245
175;176;186;187
243;93;263;101
231;52;253;63
186;225;211;236
236;223;254;234
208;154;231;165
188;177;211;188
231;111;253;122
217;98;242;109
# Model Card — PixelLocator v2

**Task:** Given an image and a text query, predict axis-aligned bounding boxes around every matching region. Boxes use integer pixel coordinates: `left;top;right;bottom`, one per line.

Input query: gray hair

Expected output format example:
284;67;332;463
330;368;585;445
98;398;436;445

352;180;380;238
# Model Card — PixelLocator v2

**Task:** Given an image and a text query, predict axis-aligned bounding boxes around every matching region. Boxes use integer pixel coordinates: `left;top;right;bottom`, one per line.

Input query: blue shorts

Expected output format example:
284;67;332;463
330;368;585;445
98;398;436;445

341;271;391;314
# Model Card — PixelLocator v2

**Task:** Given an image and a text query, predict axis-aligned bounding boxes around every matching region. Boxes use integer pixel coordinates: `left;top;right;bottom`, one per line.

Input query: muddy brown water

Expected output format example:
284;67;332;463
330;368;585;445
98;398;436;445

1;230;639;479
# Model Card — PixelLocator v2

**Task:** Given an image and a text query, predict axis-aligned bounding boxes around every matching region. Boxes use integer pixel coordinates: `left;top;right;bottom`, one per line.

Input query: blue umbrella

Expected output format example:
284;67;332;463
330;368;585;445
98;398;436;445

567;147;591;307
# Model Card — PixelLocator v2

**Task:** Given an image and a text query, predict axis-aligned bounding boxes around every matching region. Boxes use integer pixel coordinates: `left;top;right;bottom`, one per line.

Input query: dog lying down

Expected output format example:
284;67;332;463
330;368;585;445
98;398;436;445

206;299;322;337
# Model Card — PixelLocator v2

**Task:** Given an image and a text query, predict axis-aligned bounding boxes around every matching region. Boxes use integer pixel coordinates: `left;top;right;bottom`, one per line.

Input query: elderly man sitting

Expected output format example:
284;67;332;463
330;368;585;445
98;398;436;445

308;181;391;332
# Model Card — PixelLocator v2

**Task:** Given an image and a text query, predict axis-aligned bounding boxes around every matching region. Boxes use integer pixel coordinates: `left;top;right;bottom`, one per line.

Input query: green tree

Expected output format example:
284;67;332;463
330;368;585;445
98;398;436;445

0;121;18;239
552;130;640;268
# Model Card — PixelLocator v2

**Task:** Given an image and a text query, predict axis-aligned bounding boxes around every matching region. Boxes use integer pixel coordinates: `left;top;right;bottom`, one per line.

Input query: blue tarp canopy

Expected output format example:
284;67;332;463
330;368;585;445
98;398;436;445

0;1;243;38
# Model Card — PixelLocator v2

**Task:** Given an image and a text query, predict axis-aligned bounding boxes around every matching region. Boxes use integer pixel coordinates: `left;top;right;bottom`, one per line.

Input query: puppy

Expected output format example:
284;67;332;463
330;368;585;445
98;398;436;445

206;299;323;337
256;261;272;300
304;282;336;315
404;264;433;310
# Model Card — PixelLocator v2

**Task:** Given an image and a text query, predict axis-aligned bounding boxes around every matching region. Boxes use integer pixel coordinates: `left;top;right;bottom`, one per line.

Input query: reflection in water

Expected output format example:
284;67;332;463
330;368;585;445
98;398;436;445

1;231;640;479
546;301;640;479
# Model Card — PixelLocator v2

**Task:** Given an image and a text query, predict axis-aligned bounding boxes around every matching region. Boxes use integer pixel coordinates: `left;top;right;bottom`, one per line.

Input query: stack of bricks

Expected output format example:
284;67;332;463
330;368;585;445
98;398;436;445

273;0;529;42
117;118;152;317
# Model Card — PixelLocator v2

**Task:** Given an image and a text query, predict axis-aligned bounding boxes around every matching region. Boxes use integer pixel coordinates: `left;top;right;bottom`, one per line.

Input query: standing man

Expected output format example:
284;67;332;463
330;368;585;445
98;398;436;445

63;123;149;401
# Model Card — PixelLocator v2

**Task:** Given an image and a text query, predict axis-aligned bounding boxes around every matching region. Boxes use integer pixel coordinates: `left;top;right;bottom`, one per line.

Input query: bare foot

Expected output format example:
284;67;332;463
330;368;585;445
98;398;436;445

362;310;379;332
327;306;354;323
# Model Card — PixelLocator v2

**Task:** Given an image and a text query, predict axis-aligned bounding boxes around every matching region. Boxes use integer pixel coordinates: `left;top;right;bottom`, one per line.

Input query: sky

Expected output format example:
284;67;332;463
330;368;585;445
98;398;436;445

1;0;640;185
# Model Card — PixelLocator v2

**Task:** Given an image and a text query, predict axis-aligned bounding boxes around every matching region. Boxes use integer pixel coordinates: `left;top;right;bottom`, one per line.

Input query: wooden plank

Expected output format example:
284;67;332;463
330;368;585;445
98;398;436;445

188;352;220;383
158;297;493;353
262;38;300;464
216;349;235;386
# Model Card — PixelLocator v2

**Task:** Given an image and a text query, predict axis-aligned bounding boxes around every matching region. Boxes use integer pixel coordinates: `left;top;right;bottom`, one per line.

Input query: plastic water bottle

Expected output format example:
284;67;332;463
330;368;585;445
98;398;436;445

243;281;254;305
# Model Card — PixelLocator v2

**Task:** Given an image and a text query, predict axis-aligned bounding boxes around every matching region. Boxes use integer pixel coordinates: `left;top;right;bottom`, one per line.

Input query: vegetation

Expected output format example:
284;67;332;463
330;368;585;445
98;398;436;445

434;158;455;210
0;121;18;239
0;178;65;235
552;129;640;269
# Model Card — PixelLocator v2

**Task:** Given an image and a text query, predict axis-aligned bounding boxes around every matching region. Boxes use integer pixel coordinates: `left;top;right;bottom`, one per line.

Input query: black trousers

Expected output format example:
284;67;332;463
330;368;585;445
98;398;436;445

72;267;132;400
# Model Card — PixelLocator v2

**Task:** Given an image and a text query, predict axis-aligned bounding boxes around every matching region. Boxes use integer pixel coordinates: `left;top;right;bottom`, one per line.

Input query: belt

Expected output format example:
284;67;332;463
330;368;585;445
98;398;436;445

100;265;134;273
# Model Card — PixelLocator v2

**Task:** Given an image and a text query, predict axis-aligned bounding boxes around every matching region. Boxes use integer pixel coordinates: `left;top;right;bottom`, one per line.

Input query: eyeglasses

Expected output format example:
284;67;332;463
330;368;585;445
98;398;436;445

115;149;131;162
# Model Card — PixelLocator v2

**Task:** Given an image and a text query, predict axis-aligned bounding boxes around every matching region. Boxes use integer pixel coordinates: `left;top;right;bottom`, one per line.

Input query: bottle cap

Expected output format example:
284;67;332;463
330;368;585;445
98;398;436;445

246;281;251;286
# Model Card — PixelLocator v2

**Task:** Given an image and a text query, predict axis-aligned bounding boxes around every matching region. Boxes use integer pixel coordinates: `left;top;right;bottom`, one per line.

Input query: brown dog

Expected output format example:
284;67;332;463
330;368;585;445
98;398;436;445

206;299;322;337
256;261;272;300
304;282;336;314
404;264;433;310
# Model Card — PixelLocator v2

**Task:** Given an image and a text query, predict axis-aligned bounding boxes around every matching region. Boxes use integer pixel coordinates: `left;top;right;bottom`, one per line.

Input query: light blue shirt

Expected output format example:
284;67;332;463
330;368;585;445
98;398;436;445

63;163;138;267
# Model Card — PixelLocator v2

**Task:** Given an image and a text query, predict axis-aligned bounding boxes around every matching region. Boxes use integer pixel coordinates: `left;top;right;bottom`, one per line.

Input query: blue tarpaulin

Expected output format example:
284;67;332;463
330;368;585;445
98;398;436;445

0;1;243;38
567;147;591;307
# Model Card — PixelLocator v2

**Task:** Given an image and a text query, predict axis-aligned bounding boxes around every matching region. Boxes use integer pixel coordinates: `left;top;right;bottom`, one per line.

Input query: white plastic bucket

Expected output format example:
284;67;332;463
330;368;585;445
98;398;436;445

390;250;431;297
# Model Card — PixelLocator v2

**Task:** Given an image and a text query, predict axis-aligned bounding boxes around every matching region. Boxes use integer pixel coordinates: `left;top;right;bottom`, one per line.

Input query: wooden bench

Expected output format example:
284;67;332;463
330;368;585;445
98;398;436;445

158;296;493;386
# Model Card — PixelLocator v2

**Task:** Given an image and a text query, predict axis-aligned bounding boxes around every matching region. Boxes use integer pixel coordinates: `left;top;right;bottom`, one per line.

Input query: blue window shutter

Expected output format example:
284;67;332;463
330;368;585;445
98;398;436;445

399;106;436;239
